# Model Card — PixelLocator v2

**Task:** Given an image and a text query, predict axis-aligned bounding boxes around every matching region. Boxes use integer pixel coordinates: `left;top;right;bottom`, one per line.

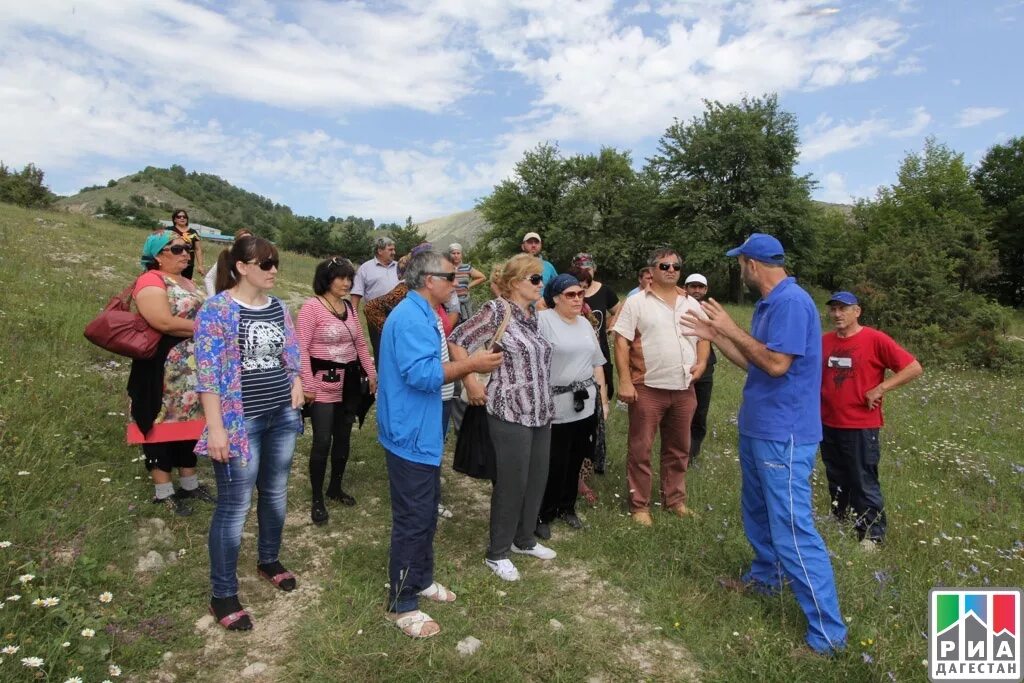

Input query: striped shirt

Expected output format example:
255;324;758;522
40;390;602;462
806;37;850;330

437;315;454;401
296;297;376;404
237;298;292;418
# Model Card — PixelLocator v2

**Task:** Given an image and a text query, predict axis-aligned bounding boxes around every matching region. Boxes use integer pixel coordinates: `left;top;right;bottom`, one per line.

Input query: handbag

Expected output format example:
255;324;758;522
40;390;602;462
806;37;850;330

83;280;162;359
459;298;512;402
453;404;497;481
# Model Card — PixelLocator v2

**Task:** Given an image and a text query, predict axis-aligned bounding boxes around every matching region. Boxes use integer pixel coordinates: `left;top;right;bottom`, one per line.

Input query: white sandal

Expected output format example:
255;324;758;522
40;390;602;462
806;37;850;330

389;610;440;639
418;582;457;603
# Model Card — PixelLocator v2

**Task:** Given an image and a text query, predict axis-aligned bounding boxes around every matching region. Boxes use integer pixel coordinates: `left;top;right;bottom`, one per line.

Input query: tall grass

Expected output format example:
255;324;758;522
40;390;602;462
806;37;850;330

1;204;1021;682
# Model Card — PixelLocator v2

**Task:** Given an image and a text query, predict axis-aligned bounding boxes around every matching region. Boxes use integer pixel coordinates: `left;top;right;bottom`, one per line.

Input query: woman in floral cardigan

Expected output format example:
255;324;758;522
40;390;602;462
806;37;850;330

195;235;304;631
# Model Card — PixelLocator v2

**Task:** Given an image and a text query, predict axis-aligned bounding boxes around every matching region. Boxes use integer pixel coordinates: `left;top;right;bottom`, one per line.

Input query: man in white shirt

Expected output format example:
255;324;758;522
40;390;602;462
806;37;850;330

612;248;709;526
351;236;398;360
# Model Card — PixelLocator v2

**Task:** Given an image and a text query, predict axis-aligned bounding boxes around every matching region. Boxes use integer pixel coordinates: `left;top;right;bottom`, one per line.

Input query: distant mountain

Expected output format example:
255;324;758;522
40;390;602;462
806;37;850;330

415;209;493;249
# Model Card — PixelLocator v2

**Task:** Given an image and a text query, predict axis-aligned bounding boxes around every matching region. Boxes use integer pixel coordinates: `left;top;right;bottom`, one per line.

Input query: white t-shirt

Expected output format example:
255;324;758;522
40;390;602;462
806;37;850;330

537;310;606;424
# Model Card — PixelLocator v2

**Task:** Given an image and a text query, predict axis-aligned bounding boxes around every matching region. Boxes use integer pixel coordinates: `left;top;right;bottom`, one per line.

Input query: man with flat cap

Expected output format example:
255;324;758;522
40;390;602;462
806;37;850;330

820;291;922;547
681;233;847;655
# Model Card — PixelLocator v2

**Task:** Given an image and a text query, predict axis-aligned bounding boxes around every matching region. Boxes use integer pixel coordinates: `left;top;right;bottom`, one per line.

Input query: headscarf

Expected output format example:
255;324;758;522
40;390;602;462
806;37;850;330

397;242;434;279
543;273;580;309
140;231;174;270
571;252;595;270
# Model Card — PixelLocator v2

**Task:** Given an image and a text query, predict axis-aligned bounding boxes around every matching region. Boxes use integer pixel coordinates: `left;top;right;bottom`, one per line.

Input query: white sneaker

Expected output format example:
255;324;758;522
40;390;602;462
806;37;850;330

437;504;453;519
511;542;557;560
485;558;520;582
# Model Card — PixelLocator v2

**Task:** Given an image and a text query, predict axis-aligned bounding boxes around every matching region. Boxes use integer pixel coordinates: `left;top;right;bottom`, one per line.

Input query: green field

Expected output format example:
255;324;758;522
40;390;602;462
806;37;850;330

1;204;1021;682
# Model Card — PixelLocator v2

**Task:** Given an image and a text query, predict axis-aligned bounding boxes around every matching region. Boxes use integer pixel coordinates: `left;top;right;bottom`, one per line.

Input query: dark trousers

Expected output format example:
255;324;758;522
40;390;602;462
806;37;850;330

385;450;440;613
487;417;551;560
820;426;886;542
368;326;381;368
540;412;597;522
690;379;714;461
308;402;354;501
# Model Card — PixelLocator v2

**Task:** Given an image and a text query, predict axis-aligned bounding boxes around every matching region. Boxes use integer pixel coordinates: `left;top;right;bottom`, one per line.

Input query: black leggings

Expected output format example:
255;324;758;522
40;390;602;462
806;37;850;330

308;402;355;500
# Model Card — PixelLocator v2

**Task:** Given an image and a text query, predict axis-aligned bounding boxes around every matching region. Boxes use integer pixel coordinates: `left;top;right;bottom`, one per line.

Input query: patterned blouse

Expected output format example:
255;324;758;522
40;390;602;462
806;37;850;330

193;291;302;464
448;298;554;427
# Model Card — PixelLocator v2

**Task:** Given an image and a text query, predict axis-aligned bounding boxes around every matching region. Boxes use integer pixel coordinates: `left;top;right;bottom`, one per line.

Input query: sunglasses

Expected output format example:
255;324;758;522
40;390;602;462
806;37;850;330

559;290;585;300
427;272;456;282
248;258;279;271
524;274;543;285
173;214;188;220
657;262;682;272
162;244;192;255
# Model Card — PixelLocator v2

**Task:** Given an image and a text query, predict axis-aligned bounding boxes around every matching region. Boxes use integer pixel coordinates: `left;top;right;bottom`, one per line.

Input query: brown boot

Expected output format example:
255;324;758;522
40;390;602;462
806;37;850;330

631;510;653;527
668;503;698;518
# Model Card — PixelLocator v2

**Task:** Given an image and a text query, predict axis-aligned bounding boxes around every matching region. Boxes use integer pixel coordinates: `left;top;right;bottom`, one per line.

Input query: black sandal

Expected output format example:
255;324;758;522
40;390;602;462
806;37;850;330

210;595;252;631
257;561;297;591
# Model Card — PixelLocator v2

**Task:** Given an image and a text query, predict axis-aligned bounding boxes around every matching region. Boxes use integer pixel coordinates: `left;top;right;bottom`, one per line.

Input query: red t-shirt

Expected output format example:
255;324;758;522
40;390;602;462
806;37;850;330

820;326;916;429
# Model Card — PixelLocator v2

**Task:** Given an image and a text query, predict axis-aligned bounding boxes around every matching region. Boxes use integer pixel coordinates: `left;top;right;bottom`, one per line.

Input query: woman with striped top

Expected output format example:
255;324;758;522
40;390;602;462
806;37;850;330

446;243;485;323
297;257;377;525
194;235;304;631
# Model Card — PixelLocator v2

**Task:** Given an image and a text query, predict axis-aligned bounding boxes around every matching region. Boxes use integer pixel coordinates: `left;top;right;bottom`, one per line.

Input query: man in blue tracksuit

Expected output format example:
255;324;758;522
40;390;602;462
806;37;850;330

376;250;502;639
682;233;847;654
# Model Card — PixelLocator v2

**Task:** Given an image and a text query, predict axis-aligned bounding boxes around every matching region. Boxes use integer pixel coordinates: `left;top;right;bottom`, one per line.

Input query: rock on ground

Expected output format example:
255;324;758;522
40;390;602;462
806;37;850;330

456;636;483;656
241;662;268;677
136;550;165;572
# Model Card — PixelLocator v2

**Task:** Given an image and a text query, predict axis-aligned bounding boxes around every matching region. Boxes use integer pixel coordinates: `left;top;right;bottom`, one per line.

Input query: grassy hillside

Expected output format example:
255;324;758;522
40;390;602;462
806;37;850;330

416;209;493;249
1;202;1022;682
56;179;194;219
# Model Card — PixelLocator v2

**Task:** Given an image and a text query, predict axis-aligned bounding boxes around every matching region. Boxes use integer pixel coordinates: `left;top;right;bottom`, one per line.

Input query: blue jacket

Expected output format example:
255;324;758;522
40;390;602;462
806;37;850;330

376;290;446;465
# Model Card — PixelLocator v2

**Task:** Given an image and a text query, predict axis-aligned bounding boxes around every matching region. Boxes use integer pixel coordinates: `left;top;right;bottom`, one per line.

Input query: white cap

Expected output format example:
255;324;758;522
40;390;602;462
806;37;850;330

522;231;542;243
684;273;708;286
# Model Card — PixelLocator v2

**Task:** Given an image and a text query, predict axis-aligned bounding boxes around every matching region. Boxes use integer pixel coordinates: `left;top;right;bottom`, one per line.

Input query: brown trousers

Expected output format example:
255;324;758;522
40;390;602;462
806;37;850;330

626;384;696;512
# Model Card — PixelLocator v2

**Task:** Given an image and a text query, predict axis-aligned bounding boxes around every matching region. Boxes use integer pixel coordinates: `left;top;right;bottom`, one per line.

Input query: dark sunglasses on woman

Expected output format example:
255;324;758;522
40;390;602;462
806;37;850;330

525;274;543;285
162;244;192;255
250;258;279;271
560;290;585;300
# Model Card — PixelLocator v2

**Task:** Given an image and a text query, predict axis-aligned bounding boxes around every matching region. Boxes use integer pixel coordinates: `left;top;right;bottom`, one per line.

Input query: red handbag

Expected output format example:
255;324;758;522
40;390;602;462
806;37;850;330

83;281;162;359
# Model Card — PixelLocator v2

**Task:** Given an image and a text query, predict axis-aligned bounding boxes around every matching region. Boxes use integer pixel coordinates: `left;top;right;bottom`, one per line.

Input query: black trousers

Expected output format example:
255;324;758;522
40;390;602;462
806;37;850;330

539;412;597;522
368;327;381;368
820;426;887;541
690;379;714;460
308;402;354;500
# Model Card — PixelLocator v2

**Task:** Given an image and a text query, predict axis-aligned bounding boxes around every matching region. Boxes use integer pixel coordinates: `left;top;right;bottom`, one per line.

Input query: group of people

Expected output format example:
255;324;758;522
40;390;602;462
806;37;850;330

124;212;923;653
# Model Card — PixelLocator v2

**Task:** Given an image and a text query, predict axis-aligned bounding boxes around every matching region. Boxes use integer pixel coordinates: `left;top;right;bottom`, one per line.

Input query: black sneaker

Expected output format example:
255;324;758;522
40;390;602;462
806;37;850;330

153;492;192;517
559;511;585;530
326;489;356;506
535;521;551;540
179;483;217;504
311;501;328;526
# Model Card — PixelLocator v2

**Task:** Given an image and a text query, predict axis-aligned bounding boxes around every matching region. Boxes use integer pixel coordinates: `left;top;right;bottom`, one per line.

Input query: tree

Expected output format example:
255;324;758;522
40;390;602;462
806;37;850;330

648;94;816;301
382;218;426;256
973;136;1024;306
0;162;57;208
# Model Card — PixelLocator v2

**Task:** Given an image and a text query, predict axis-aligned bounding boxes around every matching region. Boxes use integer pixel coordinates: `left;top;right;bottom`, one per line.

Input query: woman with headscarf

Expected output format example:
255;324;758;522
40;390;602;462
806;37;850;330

296;257;377;525
448;254;556;582
128;232;212;516
535;274;607;539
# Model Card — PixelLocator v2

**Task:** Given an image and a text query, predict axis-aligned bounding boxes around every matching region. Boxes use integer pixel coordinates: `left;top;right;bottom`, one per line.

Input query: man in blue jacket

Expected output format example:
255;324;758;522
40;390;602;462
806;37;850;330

682;233;847;655
377;250;502;639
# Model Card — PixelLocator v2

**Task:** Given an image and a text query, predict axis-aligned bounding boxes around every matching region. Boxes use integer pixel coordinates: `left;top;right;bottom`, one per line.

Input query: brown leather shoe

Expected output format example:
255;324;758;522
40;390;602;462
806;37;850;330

668;503;698;518
631;510;653;527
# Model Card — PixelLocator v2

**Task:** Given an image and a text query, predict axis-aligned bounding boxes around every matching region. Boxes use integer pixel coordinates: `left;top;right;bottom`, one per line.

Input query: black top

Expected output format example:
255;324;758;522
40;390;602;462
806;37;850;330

173;227;201;279
584;283;620;361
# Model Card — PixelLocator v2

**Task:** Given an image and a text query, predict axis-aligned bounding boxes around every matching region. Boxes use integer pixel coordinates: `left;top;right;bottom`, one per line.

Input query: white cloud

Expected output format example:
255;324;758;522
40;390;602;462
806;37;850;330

801;107;930;162
955;106;1009;128
893;54;924;75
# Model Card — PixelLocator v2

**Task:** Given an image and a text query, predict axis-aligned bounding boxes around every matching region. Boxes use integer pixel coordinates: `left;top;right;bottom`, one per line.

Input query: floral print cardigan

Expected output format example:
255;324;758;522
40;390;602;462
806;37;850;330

193;291;302;464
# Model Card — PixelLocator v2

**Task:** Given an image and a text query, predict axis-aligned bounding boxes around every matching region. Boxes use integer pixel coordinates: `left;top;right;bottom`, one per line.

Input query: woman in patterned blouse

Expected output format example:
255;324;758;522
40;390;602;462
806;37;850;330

194;235;305;632
448;253;556;583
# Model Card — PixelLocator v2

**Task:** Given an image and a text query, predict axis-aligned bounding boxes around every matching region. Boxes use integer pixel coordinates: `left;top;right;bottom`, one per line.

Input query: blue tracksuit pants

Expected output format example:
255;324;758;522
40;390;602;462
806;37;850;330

739;434;848;653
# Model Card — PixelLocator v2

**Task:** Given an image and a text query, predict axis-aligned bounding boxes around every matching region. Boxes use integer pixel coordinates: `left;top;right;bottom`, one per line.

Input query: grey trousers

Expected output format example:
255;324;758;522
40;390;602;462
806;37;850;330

486;415;552;560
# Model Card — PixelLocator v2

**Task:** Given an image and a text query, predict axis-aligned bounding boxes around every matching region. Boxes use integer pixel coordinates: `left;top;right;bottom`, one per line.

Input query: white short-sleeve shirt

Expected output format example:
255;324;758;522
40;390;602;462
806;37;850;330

611;289;705;391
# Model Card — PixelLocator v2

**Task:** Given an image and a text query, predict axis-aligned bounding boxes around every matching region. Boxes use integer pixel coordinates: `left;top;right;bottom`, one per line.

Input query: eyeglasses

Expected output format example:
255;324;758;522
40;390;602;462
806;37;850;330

427;272;456;282
248;258;279;271
161;244;192;255
173;214;187;220
657;262;682;272
559;290;585;300
524;274;543;285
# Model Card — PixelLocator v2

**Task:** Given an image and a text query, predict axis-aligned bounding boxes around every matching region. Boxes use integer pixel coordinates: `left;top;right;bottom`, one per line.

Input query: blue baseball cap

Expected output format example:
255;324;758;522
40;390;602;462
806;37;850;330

725;233;785;265
827;291;859;306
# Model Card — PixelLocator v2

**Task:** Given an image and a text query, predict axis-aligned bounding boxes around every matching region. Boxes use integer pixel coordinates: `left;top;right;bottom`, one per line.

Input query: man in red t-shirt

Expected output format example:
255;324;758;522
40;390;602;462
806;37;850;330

820;291;923;545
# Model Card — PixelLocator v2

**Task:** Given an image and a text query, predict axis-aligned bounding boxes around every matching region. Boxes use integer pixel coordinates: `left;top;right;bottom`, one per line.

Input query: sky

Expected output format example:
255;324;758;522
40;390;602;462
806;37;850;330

1;0;1021;225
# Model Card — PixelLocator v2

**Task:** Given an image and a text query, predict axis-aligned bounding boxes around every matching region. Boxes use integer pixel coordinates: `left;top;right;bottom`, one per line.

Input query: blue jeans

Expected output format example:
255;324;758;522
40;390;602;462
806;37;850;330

739;434;847;653
209;404;301;598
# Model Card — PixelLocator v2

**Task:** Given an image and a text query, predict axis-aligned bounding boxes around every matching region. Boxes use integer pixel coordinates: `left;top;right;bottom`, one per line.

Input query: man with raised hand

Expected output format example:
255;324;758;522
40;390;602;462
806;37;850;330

377;250;502;639
351;236;398;361
681;233;847;655
820;291;922;547
683;273;717;464
612;247;709;527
